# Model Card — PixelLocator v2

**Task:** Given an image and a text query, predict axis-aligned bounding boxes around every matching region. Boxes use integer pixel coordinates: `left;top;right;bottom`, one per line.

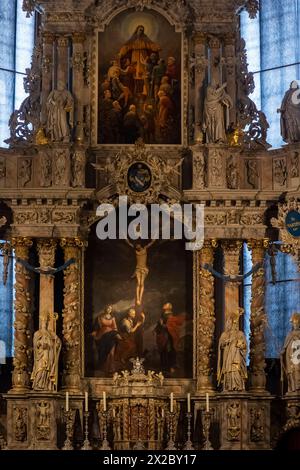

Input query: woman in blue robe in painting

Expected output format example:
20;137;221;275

91;305;120;374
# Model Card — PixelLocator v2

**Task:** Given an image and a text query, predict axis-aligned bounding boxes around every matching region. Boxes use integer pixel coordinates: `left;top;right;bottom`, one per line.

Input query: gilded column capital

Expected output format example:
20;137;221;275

57;36;69;48
208;36;220;49
224;33;235;46
11;237;33;257
193;32;206;45
60;237;85;249
72;32;86;44
42;32;55;45
222;239;243;252
247;238;269;251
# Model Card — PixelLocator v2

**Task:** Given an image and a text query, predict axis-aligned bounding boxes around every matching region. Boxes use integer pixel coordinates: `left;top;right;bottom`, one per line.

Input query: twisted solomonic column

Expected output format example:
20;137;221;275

60;238;84;392
10;237;33;392
248;239;269;392
196;240;217;392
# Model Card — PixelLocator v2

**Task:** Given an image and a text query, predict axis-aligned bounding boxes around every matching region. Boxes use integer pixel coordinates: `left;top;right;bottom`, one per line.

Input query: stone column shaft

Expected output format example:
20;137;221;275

208;36;221;85
60;238;83;392
57;36;69;86
196;240;217;392
11;237;33;392
72;33;85;130
224;34;236;124
248;239;268;392
41;33;54;126
222;240;243;320
37;239;57;327
193;33;207;142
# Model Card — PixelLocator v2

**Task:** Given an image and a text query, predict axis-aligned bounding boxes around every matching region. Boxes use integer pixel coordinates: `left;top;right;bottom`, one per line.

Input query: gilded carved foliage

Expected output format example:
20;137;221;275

11;238;33;391
14;207;77;226
197;240;217;390
248;239;268;391
14;407;27;442
93;140;182;204
60;238;83;391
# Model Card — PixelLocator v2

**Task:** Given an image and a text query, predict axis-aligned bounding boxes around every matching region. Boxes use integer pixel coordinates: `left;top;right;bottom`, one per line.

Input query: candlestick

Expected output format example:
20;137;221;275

187;393;191;413
85;391;88;412
202;410;213;451
206;393;209;412
100;410;111;450
166;410;176;450
170;392;174;413
81;411;92;450
62;409;74;450
103;391;107;411
66;392;69;412
183;412;194;450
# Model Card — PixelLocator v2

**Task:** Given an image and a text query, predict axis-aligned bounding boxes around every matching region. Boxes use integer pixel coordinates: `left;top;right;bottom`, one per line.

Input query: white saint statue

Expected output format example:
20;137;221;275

46;81;74;142
203;80;232;143
217;310;247;392
31;314;61;392
280;313;300;393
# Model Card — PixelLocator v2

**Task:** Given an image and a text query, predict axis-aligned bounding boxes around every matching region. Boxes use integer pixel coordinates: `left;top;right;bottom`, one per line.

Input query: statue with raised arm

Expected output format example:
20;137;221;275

217;309;247;392
126;239;156;305
278;81;300;143
280;313;300;394
203;80;233;143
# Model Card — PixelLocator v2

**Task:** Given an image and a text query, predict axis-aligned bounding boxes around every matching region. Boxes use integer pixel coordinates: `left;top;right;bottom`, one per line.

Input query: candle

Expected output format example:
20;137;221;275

66;391;69;412
85;391;88;412
170;392;174;413
206;393;209;412
162;408;164;419
187;393;191;413
103;391;107;411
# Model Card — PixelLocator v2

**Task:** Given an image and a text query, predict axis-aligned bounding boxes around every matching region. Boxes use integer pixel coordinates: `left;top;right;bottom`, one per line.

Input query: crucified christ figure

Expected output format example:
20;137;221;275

126;239;156;306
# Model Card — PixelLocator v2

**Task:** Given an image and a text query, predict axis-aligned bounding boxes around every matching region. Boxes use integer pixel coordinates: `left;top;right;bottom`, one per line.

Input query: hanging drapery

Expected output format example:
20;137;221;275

241;0;300;148
0;0;35;146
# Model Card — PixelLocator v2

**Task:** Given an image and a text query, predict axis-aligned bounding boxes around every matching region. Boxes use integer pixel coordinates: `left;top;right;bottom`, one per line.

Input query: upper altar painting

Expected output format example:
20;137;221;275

97;8;182;145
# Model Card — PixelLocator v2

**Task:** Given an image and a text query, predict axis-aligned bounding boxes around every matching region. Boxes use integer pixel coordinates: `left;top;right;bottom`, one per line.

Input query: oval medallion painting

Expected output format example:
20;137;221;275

285;210;300;238
128;162;152;192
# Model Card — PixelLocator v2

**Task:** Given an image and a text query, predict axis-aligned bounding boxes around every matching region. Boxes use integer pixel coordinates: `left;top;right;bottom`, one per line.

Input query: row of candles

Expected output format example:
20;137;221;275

65;391;210;413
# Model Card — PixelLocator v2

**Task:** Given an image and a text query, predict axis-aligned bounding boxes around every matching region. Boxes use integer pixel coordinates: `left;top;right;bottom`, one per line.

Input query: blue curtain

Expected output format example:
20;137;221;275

243;244;300;359
265;252;300;357
0;246;15;359
241;0;300;148
243;243;252;364
0;0;35;146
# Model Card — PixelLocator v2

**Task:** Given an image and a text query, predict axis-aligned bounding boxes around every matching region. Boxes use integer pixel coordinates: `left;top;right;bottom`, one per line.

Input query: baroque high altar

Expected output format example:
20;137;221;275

0;0;300;451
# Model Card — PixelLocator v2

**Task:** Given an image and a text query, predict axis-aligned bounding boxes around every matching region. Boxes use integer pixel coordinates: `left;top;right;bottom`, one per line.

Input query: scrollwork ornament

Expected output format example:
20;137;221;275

93;139;182;204
244;0;260;19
